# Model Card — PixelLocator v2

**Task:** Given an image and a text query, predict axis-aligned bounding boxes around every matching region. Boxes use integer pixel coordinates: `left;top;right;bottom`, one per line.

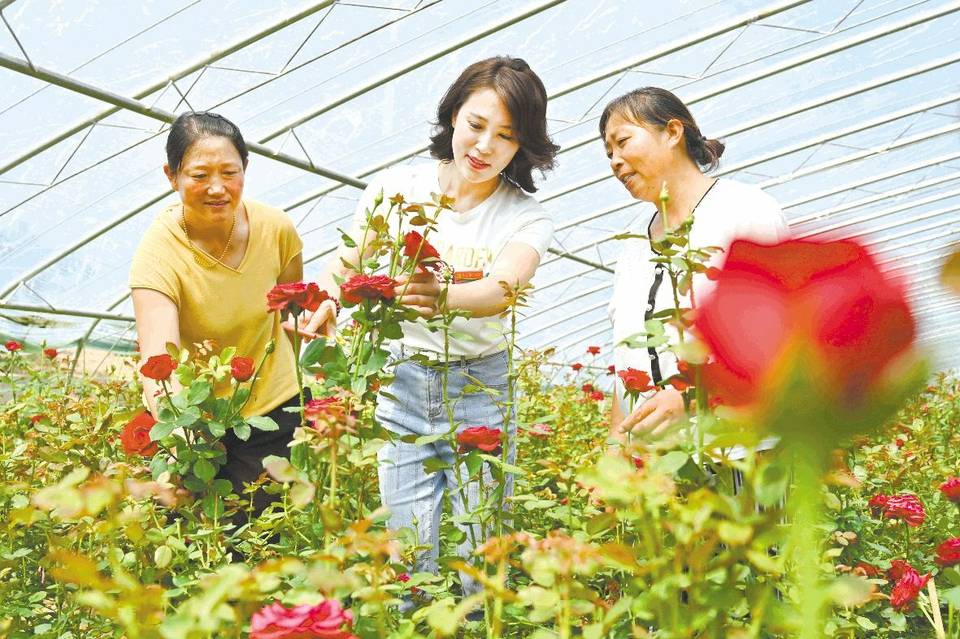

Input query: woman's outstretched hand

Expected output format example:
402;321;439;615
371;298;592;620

395;270;441;318
282;298;338;342
617;387;686;437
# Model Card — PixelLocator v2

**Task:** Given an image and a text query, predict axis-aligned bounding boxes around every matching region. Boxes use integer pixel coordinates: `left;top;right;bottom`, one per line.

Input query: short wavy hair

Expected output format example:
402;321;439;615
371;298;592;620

428;56;559;193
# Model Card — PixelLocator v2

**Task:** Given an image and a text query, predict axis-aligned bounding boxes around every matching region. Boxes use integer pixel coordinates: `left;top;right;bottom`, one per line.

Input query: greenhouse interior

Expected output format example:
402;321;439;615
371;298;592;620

1;1;959;637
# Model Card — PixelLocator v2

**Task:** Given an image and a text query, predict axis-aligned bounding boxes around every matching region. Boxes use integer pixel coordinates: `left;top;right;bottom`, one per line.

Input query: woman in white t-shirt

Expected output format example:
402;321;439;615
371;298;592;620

304;57;558;596
601;87;790;441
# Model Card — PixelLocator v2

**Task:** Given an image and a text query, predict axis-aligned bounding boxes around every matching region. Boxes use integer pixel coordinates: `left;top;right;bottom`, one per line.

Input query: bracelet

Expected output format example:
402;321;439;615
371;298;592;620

323;294;342;315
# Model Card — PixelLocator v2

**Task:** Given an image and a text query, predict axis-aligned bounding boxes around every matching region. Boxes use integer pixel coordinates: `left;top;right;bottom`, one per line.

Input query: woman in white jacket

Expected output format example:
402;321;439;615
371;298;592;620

600;87;791;441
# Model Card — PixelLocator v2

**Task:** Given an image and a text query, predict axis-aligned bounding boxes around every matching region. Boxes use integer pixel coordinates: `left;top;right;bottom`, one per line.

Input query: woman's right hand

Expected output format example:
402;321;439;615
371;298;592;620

282;298;338;342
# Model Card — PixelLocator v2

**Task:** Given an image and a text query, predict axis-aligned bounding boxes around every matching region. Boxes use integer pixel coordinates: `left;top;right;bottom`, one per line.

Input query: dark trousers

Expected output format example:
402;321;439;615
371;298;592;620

218;393;302;517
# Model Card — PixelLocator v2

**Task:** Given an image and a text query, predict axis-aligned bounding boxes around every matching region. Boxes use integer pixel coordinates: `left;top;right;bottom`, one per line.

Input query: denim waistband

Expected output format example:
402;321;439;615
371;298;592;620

390;343;507;367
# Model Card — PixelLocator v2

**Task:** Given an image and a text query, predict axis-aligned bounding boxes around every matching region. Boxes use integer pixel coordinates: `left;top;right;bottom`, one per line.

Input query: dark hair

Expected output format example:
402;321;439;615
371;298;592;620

598;87;725;172
165;111;249;173
428;56;559;193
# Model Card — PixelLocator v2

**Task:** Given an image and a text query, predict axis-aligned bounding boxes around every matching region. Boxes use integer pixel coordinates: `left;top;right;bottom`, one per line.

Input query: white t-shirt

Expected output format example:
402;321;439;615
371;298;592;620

348;162;554;357
609;178;791;414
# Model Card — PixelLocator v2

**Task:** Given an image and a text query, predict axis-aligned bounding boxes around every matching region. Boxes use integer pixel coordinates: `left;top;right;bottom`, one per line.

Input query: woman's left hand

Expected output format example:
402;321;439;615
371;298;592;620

395;270;441;317
618;387;686;437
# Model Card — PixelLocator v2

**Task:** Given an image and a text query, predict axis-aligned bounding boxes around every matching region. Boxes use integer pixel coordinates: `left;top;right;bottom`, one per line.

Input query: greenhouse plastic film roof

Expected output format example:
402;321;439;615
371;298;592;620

1;0;958;372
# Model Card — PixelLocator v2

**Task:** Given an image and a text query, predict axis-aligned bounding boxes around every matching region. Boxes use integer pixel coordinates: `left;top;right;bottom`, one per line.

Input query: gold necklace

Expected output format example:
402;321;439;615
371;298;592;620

179;204;238;268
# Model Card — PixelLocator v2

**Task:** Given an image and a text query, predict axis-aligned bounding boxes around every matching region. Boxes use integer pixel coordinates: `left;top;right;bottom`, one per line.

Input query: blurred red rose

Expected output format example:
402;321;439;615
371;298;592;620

43;347;58;359
250;600;356;639
868;494;890;515
120;411;159;457
590;391;605;401
694;239;922;441
266;281;328;317
305;397;346;423
586;346;600;356
607;365;615;375
341;274;398;306
632;456;645;470
140;354;177;381
581;383;595;394
889;568;930;612
457;426;503;453
403;231;441;271
4;340;22;352
571;363;583;372
618;368;654;394
881;493;925;527
940;477;960;503
231;356;255;382
936;538;960;567
853;562;881;579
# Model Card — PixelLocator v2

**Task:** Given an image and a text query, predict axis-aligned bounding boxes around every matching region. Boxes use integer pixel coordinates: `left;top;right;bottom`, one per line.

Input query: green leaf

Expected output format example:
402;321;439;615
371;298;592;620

193;458;216;483
232;422;251;441
422;457;451;474
248;416;279;431
415;432;449;446
175;406;200;429
653;451;688;475
150;420;177;441
208;421;227;438
187;381;212;405
464;450;483;477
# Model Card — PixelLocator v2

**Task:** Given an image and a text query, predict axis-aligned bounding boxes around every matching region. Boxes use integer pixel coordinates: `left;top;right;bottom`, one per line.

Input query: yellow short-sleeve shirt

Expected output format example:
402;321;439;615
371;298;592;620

129;199;302;418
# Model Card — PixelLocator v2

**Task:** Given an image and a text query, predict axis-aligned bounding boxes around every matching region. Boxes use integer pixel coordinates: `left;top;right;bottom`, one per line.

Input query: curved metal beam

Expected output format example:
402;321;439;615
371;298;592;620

0;1;336;176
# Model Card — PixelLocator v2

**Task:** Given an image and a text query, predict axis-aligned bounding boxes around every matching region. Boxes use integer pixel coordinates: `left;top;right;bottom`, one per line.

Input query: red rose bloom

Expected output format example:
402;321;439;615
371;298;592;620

581;383;595;394
571;363;583;372
120;411;159;457
887;559;913;582
618;368;654;394
936;538;960;567
140;354;177;381
868;493;889;515
305;397;346;423
403;231;441;271
43;347;58;359
889;568;930;612
4;340;22;352
607;365;615;375
853;562;881;578
590;391;605;401
457;426;503;453
632;455;645;470
940;477;960;503
882;493;926;527
230;356;255;382
695;240;915;416
250;599;356;639
340;274;398;306
586;346;600;356
266;281;328;317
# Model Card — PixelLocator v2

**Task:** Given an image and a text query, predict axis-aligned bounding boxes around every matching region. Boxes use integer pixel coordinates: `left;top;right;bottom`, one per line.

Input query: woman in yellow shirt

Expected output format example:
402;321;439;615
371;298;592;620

129;111;336;514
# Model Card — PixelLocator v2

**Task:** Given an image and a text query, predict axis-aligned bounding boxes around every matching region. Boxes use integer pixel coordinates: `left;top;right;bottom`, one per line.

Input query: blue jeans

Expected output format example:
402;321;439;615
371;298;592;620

376;348;515;595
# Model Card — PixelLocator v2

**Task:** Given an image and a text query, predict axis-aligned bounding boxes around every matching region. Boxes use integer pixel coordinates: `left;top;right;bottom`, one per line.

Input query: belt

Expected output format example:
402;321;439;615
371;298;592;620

392;343;505;366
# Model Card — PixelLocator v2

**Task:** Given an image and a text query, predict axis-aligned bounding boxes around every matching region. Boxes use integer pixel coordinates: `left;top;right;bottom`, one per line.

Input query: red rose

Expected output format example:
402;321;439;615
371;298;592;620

607;365;615;375
230;356;255;382
305;397;346;423
586;346;600;356
250;600;356;639
581;383;595;394
667;376;691;391
940;477;960;503
43;347;58;359
30;414;45;424
887;559;913;582
694;239;918;429
889;568;930;612
340;274;398;306
881;493;926;527
120;411;159;457
868;494;890;515
403;231;442;271
618;368;654;394
590;391;605;402
457;426;503;453
571;363;583;372
632;455;645;470
936;538;960;567
894;437;905;448
4;340;22;352
140;354;177;381
397;573;410;582
266;281;328;317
